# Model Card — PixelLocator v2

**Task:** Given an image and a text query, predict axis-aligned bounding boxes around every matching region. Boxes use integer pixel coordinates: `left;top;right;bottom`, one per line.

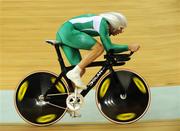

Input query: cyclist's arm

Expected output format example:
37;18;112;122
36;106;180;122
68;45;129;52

99;19;129;53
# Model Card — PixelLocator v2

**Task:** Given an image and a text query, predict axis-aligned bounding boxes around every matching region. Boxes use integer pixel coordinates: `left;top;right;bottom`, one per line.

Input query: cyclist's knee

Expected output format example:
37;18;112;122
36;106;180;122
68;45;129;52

95;42;104;54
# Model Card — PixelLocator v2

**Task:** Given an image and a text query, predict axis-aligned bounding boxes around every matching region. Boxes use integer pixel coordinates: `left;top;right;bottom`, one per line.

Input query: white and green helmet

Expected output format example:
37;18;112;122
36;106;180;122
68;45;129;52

99;12;127;30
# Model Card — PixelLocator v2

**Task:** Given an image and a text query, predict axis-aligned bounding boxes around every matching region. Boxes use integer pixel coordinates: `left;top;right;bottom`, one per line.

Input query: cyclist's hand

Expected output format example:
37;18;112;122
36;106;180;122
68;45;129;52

128;44;140;52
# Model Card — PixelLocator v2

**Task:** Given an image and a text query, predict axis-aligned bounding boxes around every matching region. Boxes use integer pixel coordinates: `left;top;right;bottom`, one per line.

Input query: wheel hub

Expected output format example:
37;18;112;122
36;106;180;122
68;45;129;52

36;95;47;106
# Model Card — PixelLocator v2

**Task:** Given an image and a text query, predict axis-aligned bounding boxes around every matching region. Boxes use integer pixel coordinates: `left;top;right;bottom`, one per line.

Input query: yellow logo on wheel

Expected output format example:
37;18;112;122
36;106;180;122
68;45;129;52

51;78;65;93
99;78;110;98
133;77;146;94
18;81;28;102
116;113;136;121
36;114;56;123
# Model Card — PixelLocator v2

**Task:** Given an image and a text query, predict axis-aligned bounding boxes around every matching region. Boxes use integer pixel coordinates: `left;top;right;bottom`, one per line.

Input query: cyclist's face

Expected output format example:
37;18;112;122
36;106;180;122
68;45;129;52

112;27;124;36
109;25;124;36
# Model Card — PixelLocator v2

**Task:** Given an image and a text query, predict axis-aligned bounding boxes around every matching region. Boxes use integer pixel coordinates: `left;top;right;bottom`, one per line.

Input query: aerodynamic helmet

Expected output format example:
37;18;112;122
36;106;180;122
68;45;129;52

99;12;127;30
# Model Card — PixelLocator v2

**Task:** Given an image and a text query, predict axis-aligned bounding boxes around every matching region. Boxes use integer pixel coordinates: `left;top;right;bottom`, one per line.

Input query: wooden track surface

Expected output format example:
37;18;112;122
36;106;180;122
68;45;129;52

0;0;180;89
1;120;180;131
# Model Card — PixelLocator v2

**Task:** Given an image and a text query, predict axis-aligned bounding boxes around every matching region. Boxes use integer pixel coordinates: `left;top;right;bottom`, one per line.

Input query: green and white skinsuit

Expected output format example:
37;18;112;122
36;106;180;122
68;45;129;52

56;14;128;65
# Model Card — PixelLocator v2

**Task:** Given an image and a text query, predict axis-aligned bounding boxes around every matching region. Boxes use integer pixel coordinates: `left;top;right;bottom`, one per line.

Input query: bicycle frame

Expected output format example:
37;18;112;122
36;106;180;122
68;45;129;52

45;44;129;98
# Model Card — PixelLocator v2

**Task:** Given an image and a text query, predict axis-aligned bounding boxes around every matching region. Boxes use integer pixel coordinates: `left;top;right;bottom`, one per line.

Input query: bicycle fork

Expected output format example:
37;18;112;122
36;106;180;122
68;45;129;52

109;66;127;99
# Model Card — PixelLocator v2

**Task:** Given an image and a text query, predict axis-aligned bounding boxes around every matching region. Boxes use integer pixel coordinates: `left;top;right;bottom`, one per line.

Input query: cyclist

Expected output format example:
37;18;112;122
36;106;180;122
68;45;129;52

55;12;140;89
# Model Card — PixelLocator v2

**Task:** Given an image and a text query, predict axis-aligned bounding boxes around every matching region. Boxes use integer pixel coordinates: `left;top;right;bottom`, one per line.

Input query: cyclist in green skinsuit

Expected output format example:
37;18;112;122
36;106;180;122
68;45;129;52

56;12;140;89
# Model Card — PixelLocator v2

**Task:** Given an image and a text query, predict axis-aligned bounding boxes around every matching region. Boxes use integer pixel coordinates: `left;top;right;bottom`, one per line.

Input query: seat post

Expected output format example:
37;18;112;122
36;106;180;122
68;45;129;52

54;44;67;73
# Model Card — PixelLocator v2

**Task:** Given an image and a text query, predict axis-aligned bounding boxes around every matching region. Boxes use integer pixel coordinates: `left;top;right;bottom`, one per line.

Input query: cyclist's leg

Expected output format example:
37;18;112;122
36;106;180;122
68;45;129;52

65;43;104;89
57;23;104;88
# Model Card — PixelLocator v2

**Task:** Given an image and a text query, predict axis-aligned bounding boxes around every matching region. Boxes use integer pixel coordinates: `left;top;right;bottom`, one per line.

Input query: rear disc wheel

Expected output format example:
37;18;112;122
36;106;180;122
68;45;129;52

14;71;69;126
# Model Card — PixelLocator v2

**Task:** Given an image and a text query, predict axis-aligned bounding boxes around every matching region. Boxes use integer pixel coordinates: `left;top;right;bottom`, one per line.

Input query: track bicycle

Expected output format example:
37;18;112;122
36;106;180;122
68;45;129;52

14;40;150;126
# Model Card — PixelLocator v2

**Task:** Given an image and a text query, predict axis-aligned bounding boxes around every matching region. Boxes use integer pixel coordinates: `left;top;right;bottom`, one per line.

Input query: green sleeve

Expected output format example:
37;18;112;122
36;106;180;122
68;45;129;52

99;19;128;53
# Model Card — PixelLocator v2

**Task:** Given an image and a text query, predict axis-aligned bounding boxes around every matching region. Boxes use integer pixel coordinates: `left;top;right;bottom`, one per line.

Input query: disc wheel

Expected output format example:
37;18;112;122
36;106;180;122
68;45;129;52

14;71;69;126
96;69;150;124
